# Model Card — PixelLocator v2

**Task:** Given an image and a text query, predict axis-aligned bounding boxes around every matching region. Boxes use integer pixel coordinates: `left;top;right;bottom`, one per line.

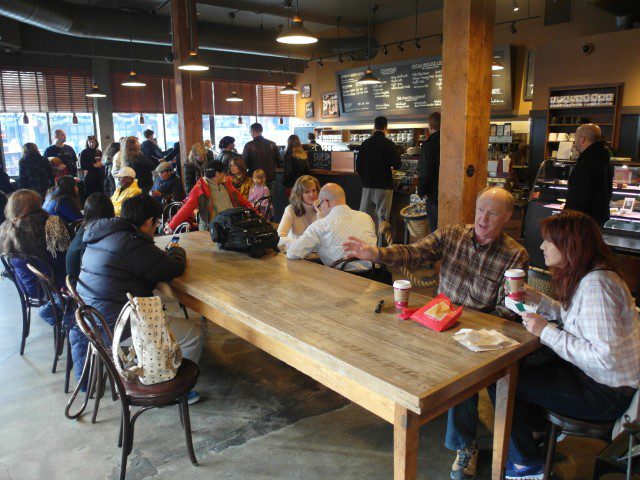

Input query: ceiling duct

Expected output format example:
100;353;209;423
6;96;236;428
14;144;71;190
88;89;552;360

0;0;375;60
588;0;640;30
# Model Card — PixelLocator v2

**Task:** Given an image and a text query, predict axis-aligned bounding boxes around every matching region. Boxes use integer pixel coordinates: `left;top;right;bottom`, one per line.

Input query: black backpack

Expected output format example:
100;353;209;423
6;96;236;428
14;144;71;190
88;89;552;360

209;207;279;258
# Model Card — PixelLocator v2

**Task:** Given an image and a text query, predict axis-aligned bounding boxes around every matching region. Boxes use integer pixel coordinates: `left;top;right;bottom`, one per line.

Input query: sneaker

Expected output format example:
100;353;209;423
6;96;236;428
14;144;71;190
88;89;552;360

450;442;478;480
187;390;201;405
505;460;545;480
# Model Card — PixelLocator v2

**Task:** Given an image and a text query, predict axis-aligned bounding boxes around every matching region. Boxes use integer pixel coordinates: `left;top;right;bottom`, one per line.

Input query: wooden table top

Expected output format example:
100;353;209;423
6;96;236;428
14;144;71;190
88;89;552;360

158;231;539;414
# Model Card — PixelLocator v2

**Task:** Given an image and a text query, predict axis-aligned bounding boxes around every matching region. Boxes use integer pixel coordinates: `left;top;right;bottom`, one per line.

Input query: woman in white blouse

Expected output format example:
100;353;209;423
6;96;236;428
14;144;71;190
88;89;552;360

277;175;320;251
496;210;639;479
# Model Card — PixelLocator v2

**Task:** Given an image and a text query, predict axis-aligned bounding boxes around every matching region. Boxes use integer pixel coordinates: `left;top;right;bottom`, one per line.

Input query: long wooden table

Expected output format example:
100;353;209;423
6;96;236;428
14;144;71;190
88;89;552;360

157;231;539;479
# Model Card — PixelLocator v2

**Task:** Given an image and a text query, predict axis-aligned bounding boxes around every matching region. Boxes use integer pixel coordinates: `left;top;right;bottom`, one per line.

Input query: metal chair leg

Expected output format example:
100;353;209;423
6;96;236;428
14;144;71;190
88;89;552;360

91;360;105;424
543;423;560;480
180;395;198;466
19;300;29;355
64;333;73;394
180;303;189;319
52;324;60;374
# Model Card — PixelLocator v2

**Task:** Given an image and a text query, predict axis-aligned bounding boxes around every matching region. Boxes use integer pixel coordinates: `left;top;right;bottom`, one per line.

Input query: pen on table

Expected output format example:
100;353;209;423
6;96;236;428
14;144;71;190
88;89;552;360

375;300;384;313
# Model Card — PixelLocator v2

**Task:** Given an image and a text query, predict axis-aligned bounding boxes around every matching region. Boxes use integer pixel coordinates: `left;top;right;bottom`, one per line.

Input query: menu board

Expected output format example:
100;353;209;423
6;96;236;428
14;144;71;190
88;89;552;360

308;150;332;170
336;45;513;115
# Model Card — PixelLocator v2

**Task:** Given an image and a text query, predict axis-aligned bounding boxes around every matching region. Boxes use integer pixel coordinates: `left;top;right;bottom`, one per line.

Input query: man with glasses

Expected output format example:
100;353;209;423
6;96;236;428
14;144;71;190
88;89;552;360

44;129;78;176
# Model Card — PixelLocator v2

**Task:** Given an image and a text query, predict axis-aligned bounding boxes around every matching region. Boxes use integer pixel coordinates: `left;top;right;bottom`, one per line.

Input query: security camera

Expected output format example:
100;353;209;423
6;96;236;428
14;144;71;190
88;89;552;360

165;51;175;63
580;43;593;55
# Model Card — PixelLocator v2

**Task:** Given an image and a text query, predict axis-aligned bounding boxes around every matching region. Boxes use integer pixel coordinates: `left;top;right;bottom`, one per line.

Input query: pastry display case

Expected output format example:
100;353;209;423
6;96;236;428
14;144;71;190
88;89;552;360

524;158;640;268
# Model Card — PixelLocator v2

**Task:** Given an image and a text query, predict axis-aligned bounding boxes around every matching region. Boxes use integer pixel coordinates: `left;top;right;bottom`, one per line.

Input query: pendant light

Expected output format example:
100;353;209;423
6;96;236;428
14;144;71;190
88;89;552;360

357;0;380;85
178;1;209;71
85;0;106;98
17;67;29;124
280;82;299;95
278;116;284;125
492;56;504;71
276;0;317;45
122;1;146;87
226;16;244;102
66;58;79;124
139;113;145;124
237;115;243;125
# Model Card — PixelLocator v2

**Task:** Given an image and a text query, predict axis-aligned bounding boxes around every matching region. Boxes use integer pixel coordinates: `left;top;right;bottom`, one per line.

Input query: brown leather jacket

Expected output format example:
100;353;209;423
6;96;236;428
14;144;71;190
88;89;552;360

241;135;281;183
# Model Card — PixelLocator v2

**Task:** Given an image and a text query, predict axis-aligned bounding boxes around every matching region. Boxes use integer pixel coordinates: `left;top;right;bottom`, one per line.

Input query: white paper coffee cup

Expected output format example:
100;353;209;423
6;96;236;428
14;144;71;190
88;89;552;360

504;269;525;301
393;280;412;308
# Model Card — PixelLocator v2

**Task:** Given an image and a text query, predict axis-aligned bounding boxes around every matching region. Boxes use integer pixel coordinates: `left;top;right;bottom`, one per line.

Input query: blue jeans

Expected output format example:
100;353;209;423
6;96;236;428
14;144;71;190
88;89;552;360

445;395;479;450
487;356;635;466
425;197;438;233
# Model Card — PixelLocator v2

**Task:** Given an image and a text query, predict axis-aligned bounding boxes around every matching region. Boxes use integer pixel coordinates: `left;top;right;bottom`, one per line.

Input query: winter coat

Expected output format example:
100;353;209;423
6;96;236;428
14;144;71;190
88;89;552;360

241;135;281;183
355;131;401;189
417;130;440;201
185;150;214;194
282;152;310;189
150;174;185;202
43;195;84;224
79;147;104;196
76;217;186;325
18;152;53;198
110;179;143;216
43;144;78;177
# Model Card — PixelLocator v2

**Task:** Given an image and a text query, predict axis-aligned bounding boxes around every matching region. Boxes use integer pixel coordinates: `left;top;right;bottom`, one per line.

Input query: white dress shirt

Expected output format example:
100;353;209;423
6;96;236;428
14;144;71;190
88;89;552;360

536;269;640;388
286;204;377;272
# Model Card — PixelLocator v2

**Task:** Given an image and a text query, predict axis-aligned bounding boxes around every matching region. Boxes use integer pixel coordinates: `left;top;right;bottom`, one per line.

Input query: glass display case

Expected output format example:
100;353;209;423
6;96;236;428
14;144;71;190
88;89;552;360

524;158;640;268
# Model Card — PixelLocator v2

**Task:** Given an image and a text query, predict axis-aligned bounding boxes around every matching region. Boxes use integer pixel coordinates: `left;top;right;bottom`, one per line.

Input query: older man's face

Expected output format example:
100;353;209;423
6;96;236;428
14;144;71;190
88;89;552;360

56;130;66;143
474;193;512;245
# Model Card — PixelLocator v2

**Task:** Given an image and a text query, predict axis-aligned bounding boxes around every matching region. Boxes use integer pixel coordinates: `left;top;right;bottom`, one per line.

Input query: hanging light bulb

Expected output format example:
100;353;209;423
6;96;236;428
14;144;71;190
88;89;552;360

237;115;243;125
86;84;107;98
512;0;520;12
279;116;284;125
178;50;209;71
280;82;299;95
122;71;146;87
72;113;79;125
22;112;29;124
492;57;504;71
139;113;145;124
277;15;318;44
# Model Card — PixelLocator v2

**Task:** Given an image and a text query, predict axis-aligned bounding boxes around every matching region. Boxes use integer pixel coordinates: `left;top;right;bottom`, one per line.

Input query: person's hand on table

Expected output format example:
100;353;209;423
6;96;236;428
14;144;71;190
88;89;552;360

520;312;548;337
343;236;380;262
163;225;173;235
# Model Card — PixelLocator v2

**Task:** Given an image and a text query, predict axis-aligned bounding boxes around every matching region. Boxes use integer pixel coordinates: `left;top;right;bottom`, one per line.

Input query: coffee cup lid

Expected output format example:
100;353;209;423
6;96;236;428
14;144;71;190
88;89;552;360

505;269;525;278
393;280;412;289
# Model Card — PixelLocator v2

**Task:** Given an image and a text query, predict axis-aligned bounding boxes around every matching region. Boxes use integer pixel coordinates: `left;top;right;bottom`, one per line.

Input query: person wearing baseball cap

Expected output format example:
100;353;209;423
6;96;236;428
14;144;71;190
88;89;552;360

150;162;184;203
111;167;142;216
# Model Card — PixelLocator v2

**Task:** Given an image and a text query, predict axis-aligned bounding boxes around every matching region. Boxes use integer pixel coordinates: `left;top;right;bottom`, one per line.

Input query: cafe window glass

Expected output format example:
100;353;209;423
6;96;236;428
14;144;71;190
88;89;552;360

258;116;301;147
0;112;49;176
48;112;96;155
112;113;166;148
163;113;179;148
212;115;255;153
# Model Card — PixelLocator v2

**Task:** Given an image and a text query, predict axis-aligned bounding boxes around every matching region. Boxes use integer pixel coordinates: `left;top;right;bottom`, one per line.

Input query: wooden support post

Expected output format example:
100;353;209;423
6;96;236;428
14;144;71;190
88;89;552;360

492;364;518;480
171;0;203;181
393;404;420;480
439;0;496;226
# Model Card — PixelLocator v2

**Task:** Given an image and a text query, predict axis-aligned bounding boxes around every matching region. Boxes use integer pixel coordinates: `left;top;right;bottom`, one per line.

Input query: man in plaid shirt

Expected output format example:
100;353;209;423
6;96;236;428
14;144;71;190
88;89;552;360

344;187;528;480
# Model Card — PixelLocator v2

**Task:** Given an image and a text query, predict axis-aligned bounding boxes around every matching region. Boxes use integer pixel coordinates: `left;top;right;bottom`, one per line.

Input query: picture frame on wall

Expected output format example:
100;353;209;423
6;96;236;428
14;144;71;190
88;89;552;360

496;124;504;136
503;123;512;136
524;50;535;101
301;84;311;98
305;101;314;118
490;124;497;136
321;92;339;118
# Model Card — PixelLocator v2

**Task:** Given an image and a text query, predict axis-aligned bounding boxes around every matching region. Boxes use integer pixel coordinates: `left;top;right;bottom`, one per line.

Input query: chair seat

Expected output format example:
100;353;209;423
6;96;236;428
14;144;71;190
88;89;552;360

124;359;199;406
546;410;614;439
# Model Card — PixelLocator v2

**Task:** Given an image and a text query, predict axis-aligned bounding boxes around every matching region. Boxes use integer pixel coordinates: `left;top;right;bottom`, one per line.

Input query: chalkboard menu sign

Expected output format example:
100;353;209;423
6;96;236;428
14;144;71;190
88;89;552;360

336;45;513;116
308;150;332;170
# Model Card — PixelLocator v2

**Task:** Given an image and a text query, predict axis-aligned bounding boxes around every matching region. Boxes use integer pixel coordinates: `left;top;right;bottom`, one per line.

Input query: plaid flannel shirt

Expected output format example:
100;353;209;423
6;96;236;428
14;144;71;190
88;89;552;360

379;224;529;319
538;269;640;388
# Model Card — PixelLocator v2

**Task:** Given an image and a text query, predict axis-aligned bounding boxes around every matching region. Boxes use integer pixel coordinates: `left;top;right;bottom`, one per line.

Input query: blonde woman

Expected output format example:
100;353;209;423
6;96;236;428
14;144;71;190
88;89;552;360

185;142;213;194
229;156;252;199
277;175;320;251
282;134;310;196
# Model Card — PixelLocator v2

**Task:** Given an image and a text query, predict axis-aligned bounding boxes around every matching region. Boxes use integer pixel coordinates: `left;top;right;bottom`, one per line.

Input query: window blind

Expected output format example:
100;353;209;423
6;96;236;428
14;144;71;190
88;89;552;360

256;84;295;117
110;74;164;113
213;80;257;116
0;68;93;113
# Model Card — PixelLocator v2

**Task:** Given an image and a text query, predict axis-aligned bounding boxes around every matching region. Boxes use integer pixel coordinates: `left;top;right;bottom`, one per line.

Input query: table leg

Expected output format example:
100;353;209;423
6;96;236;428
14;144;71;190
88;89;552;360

394;404;420;480
492;364;519;480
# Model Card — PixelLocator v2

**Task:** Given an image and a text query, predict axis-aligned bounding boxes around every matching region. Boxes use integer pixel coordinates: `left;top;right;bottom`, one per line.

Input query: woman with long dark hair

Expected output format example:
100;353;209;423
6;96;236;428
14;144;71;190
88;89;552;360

43;175;83;224
218;136;236;173
79;135;103;196
282;134;310;196
494;210;640;479
18;143;52;199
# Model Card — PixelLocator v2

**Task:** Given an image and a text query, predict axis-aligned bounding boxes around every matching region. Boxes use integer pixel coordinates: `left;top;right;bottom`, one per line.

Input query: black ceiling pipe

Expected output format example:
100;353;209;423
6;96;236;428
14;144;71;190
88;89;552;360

587;0;640;30
0;0;375;60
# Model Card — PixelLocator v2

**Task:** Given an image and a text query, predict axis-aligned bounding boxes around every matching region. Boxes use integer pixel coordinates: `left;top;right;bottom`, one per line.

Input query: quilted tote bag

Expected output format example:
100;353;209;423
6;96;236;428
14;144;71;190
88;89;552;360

112;293;182;385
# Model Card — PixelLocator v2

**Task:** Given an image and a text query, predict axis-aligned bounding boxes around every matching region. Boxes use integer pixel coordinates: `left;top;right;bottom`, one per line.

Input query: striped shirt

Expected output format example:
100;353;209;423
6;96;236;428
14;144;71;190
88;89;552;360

378;224;529;319
537;269;640;388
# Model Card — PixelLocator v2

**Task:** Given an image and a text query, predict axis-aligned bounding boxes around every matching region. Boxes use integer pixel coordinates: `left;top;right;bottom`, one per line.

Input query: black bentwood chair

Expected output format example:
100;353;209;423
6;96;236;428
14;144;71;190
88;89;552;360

26;262;74;393
64;276;117;423
74;305;199;480
1;253;49;356
253;195;273;222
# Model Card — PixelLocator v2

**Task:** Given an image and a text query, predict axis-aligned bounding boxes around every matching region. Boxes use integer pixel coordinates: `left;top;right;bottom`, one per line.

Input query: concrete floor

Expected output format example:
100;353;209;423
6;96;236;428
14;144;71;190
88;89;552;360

0;277;606;480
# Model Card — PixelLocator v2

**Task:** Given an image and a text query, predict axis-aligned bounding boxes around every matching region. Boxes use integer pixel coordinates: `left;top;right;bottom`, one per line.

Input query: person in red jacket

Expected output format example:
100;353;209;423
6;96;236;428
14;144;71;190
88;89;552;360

166;160;257;233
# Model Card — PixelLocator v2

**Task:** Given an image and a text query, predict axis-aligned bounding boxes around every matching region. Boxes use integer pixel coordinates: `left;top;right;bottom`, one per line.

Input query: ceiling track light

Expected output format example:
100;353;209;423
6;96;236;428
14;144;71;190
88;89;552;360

512;0;520;12
318;59;324;67
304;61;309;69
510;22;517;34
349;53;356;61
414;39;421;49
439;34;443;45
268;70;272;76
398;42;405;53
338;55;344;63
382;45;388;55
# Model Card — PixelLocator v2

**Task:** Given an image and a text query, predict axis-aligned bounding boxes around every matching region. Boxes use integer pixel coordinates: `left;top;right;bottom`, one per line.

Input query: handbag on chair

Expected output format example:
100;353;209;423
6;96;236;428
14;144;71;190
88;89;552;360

112;294;182;385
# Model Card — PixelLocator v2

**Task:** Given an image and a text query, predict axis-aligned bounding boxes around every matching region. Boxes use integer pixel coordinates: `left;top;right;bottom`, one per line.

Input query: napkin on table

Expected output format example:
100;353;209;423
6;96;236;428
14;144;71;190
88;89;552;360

452;328;519;352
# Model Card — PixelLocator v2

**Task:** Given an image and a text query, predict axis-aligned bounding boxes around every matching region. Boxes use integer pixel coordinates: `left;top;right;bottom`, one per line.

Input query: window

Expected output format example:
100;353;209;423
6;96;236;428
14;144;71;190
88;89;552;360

258;116;302;147
0;112;49;176
163;113;179;148
113;113;166;148
48;113;96;156
213;115;255;153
